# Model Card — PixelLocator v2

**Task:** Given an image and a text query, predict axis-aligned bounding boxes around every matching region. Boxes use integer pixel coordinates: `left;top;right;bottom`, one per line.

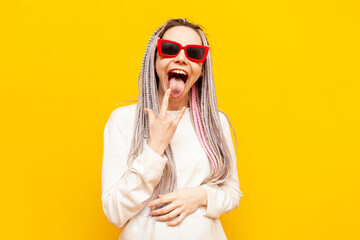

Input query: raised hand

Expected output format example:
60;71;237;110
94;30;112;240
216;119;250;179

144;88;186;156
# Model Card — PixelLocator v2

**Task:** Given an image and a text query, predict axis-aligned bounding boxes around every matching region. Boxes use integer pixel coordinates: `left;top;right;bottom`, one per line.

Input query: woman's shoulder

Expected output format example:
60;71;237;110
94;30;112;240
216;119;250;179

111;103;137;115
107;103;138;126
218;110;229;126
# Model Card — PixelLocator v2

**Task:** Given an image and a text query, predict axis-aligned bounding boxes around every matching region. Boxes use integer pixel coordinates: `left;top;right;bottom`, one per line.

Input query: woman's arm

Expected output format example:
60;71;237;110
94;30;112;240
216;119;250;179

201;112;243;218
102;90;186;228
101;107;168;228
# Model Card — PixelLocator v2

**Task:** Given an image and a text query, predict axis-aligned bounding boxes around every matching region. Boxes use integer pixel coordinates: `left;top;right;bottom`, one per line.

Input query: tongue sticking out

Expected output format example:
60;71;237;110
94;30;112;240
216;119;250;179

169;77;185;98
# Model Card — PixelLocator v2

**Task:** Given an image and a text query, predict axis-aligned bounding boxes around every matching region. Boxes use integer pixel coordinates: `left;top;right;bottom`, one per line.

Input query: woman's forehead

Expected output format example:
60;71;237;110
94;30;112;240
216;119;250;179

162;26;202;46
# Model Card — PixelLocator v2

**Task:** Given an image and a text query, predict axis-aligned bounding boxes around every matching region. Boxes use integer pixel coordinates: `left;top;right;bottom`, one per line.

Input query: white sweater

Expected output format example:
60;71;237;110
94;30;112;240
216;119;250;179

101;104;242;240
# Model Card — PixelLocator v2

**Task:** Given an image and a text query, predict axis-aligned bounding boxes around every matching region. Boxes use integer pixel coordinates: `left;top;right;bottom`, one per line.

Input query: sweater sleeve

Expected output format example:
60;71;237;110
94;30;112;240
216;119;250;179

201;112;243;218
101;108;168;228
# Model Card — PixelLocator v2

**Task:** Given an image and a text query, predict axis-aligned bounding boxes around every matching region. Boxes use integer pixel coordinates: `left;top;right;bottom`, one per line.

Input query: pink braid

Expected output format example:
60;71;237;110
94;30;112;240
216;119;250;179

191;86;218;174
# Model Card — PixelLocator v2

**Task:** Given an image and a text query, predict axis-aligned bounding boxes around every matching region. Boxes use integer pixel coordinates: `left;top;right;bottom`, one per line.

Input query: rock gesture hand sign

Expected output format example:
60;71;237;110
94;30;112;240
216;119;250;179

144;88;186;156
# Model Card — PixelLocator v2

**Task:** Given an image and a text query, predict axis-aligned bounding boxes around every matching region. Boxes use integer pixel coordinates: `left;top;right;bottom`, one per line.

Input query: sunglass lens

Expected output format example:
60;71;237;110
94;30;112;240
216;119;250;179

187;47;205;60
161;42;180;56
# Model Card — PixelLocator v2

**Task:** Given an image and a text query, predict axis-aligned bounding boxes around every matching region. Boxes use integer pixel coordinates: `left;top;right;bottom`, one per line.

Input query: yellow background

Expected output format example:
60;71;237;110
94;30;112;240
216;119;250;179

1;0;359;239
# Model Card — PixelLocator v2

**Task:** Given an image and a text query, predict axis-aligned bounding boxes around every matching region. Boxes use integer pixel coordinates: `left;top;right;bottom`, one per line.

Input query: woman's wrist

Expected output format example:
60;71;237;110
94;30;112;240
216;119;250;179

147;142;165;157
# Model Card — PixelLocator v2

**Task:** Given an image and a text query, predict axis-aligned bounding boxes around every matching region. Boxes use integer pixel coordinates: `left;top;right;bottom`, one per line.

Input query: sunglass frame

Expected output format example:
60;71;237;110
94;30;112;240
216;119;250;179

157;39;209;63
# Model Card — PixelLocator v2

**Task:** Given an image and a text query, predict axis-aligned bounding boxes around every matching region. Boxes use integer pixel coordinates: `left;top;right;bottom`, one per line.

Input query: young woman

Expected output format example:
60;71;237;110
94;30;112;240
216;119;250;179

102;18;243;240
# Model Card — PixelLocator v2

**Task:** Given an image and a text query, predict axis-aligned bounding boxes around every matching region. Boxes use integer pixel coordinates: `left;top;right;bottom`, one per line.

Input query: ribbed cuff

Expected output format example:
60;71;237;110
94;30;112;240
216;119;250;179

201;184;221;218
131;144;168;184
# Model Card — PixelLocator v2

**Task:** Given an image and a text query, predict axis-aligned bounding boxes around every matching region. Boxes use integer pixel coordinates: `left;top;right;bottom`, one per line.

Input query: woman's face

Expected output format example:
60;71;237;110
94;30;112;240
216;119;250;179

155;26;204;101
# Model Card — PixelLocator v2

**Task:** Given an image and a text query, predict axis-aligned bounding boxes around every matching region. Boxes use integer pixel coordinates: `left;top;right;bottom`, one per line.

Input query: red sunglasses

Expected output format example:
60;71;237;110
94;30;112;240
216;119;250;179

157;39;209;63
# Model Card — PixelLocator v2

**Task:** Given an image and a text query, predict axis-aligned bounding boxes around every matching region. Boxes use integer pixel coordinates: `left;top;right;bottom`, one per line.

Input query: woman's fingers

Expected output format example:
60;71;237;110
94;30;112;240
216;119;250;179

155;207;182;222
150;202;177;216
174;106;186;125
167;212;187;226
148;193;176;208
159;88;171;118
145;88;187;155
148;188;205;226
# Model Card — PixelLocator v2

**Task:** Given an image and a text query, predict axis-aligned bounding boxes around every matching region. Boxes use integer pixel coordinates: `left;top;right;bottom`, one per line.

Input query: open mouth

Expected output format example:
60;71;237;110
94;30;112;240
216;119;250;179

167;69;189;84
167;69;189;98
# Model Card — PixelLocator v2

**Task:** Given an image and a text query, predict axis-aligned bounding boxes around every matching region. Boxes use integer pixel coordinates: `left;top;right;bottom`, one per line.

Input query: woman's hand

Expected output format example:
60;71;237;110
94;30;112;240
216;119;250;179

148;187;208;226
144;88;186;156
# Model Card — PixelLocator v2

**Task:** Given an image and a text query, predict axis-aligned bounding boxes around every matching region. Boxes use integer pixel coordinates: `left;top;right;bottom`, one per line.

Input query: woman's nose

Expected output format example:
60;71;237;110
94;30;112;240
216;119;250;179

173;49;189;64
